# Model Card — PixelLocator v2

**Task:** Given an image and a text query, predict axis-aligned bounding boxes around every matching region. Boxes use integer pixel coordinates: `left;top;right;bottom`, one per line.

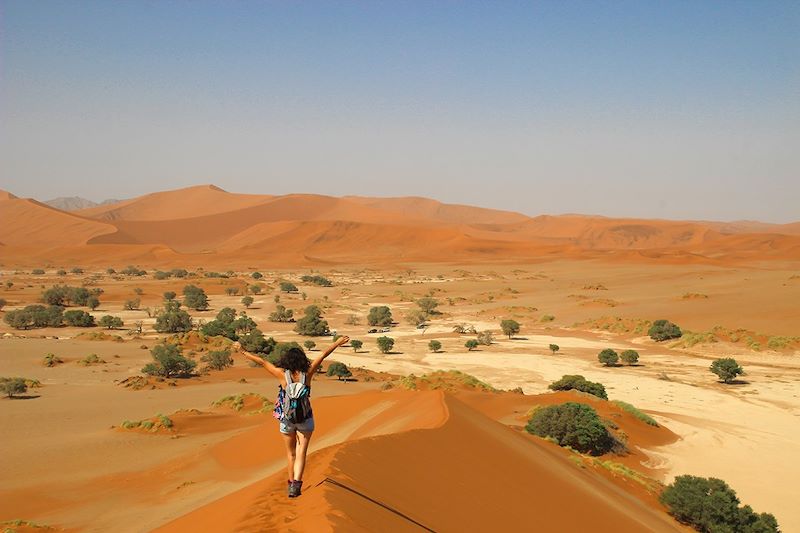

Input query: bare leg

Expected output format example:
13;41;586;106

294;431;313;481
282;432;297;481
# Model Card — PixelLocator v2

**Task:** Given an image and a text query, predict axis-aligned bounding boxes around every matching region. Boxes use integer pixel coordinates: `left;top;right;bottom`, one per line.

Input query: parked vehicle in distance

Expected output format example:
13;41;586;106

416;324;428;329
367;328;378;333
380;327;391;333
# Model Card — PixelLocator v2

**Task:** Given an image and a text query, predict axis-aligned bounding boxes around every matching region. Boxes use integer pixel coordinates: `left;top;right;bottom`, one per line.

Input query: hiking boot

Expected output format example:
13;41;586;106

287;480;293;497
288;480;303;498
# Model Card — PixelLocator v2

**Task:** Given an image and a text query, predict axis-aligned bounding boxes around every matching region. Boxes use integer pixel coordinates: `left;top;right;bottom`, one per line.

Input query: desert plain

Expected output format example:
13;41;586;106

0;186;798;532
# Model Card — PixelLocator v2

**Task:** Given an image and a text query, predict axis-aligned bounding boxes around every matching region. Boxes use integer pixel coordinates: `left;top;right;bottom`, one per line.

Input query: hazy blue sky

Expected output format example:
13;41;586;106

1;1;798;222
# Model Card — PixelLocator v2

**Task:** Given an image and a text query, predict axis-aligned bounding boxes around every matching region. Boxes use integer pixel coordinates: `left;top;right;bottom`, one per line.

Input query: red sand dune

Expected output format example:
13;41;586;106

2;184;798;266
158;392;680;532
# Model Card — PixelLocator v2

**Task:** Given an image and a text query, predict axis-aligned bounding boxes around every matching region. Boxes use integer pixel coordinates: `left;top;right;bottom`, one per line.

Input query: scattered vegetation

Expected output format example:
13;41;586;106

367;306;393;327
78;353;106;366
660;475;779;532
598;348;619;366
611;401;658;426
120;414;174;432
500;319;521;339
279;281;299;293
376;336;395;354
548;375;608;400
710;358;744;384
549;344;560;354
269;304;294;322
201;349;233;370
476;331;494;346
183;285;209;311
428;340;442;353
294;305;330;336
326;361;352;380
540;314;555;322
3;305;64;329
43;353;63;367
142;343;196;378
525;402;614;455
648;319;682;341
620;349;639;365
397;370;496;392
154;301;193;333
0;377;28;398
301;274;333;287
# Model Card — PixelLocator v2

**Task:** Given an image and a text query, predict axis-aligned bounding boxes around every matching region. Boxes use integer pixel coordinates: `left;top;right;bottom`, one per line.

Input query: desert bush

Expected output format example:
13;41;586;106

225;287;240;296
350;339;363;352
142;343;196;378
43;353;63;367
465;339;479;351
405;309;427;326
428;340;442;353
660;475;779;532
549;344;560;354
0;298;5;311
294;305;329;336
31;268;45;275
42;285;91;306
710;358;744;383
377;336;395;354
251;272;263;279
540;314;555;322
239;329;276;354
326;362;352;380
124;298;141;310
548;375;608;400
500;319;520;339
241;296;254;308
153;270;171;280
201;349;233;370
154;301;193;333
249;284;263;294
417;297;439;316
121;265;147;276
71;267;83;274
3;305;64;329
63;309;95;327
163;291;177;301
620;350;639;365
304;340;316;351
98;315;124;329
367;306;393;327
56;269;67;276
201;307;239;340
78;353;106;366
525;402;614;455
183;285;209;311
649;319;682;341
279;281;298;293
87;296;100;310
171;268;188;278
0;377;27;397
301;274;333;287
611;401;659;427
269;304;294;323
598;348;619;366
477;331;494;346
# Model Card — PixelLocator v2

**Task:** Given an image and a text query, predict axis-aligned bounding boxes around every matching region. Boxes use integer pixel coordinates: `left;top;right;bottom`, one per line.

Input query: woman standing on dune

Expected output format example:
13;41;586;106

232;335;350;498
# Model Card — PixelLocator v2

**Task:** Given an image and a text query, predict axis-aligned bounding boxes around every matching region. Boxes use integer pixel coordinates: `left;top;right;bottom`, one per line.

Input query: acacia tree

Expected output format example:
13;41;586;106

376;336;395;354
326;362;352;381
304;340;316;351
598;349;619;366
294;305;329;336
710;358;744;383
620;350;639;365
428;340;442;353
465;339;479;351
350;339;363;352
241;296;254;308
368;306;393;327
500;319;520;339
183;285;209;311
549;344;560;354
142;343;196;378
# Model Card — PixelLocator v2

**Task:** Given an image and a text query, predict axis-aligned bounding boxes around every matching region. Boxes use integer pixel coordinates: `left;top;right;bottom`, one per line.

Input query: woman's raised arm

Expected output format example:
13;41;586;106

231;341;284;379
308;336;349;377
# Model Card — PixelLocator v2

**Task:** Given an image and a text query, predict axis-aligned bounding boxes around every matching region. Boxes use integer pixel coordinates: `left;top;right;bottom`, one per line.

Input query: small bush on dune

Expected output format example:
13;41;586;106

525;402;614;455
710;358;744;384
201;349;233;371
649;319;682;341
612;401;658;427
0;377;28;398
43;353;63;367
548;375;608;400
142;343;196;378
78;353;106;366
620;349;639;365
660;475;779;532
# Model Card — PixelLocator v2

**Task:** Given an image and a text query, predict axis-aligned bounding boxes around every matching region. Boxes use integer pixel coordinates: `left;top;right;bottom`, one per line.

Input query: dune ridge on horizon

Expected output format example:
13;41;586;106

1;184;798;267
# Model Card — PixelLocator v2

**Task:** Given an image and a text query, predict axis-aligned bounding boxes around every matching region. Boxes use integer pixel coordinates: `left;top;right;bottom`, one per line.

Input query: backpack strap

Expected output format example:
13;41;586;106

284;369;293;385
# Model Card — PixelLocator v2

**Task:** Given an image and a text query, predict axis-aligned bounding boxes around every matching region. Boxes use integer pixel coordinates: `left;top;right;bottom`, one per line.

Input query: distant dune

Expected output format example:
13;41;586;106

1;184;798;266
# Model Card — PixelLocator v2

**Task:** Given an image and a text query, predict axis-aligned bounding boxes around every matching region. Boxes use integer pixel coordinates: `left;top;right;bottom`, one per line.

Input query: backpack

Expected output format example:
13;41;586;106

274;369;312;424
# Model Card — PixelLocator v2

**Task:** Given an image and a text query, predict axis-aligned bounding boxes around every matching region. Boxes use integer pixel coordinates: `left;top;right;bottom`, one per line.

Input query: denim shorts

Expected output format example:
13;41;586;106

279;417;315;434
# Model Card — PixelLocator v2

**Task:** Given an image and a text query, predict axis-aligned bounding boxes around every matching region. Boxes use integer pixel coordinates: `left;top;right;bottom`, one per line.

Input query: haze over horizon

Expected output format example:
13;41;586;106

1;1;798;222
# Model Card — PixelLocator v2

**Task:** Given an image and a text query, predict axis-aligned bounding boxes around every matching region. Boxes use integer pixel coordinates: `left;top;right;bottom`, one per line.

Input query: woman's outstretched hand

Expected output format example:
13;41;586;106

231;341;242;352
335;335;350;347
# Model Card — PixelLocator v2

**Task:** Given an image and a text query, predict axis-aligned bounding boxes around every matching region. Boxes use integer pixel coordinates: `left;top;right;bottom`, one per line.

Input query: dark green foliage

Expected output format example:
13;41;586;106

350;339;363;352
98;315;124;329
43;353;63;367
87;296;100;310
233;313;257;334
71;267;84;274
204;271;229;278
57;269;67;276
63;309;96;327
710;358;744;383
548;375;608;400
465;339;479;351
303;340;316;351
649;319;682;341
225;287;240;296
42;285;91;306
269;304;294;322
620;350;639;365
239;329;276;354
123;298;141;310
279;281;298;293
241;295;254;308
0;377;27;398
142;343;196;378
251;272;263;279
367;306;393;326
500;319;520;339
377;336;395;354
153;270;171;280
428;340;442;353
183;285;209;310
3;305;64;329
32;269;45;275
249;284;263;294
202;349;233;370
294;305;329;336
170;268;188;278
0;298;6;311
549;344;560;354
525;402;613;455
200;307;238;340
154;301;193;333
598;348;619;366
163;291;177;301
301;274;332;287
326;362;352;380
660;475;779;533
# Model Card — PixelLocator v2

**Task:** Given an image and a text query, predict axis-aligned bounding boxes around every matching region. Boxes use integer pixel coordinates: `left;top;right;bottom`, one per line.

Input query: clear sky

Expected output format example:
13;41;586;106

1;1;798;222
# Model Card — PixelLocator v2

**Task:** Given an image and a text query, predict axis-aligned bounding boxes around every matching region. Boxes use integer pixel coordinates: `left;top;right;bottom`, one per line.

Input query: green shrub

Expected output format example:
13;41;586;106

98;315;124;329
710;358;744;383
649;319;682;341
303;340;316;351
500;319;521;339
78;353;106;366
269;304;294;322
63;309;96;327
326;362;352;380
142;343;196;378
279;281;298;293
350;339;363;352
548;375;608;400
201;349;233;370
465;339;479;351
428;340;442;353
183;285;209;310
549;344;560;354
3;305;64;329
620;349;639;365
0;377;28;398
43;353;63;367
525;402;613;455
377;336;395;354
612;401;658;427
301;274;333;287
241;296;254;308
598;349;619;366
294;305;329;336
154;301;193;333
660;475;778;532
367;306;393;326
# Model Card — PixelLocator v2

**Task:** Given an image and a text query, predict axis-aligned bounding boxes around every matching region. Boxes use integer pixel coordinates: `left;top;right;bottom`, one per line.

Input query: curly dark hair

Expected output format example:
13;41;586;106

276;347;311;373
